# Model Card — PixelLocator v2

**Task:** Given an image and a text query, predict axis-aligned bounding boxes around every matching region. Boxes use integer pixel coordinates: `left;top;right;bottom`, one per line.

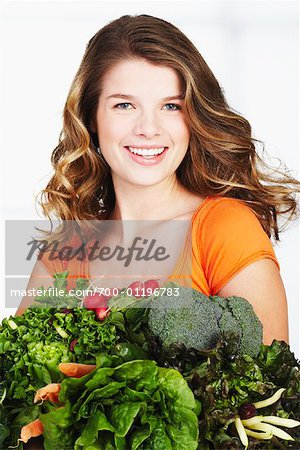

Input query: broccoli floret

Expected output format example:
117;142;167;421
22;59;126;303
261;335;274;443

212;295;263;357
147;285;222;350
147;283;263;357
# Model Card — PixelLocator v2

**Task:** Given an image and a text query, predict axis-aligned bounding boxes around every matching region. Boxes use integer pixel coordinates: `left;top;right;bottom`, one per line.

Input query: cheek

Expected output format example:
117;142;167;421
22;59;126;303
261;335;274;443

97;111;131;144
173;120;190;147
163;113;189;137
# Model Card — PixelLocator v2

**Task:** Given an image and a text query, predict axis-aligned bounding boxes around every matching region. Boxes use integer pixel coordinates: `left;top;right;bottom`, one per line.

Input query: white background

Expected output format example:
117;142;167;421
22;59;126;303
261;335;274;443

0;0;299;356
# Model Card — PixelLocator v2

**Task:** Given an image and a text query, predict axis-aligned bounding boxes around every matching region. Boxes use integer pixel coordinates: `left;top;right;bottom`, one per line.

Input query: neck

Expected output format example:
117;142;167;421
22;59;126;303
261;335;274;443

109;175;188;221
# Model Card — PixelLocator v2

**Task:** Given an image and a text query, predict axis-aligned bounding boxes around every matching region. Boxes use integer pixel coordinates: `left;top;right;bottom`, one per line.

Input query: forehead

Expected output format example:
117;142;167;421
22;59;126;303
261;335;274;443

101;59;182;96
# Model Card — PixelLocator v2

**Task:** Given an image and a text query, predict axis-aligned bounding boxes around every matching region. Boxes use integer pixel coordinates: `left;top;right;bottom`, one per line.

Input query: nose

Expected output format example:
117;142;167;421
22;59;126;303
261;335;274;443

133;110;162;138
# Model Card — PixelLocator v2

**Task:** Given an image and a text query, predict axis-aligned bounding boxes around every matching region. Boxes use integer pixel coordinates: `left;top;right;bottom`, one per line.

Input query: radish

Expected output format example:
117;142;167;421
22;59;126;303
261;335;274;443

128;281;145;298
95;307;110;321
103;287;120;301
83;293;107;310
128;279;160;298
144;279;160;296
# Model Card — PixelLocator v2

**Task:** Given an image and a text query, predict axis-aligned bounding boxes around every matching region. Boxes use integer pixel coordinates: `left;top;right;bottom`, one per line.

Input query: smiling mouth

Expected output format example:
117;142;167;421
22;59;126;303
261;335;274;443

124;146;168;159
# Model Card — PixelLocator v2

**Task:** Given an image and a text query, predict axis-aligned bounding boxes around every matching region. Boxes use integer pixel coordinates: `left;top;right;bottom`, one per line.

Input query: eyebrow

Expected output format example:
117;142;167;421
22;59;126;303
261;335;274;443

106;94;184;101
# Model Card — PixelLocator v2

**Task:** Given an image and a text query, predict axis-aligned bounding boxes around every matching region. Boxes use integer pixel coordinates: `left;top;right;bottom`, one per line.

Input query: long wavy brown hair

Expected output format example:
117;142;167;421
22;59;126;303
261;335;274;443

39;14;300;241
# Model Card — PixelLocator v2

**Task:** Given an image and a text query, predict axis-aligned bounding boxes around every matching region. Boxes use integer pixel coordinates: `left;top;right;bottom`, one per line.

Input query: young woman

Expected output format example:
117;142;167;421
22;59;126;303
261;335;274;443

16;14;299;346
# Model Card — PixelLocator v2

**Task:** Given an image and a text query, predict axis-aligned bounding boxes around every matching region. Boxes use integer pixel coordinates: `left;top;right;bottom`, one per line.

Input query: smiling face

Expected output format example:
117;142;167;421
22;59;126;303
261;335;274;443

94;59;190;188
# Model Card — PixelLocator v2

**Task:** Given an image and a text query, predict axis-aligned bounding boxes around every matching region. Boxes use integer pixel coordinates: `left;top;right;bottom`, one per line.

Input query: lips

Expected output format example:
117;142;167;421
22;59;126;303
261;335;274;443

125;145;168;153
123;146;169;166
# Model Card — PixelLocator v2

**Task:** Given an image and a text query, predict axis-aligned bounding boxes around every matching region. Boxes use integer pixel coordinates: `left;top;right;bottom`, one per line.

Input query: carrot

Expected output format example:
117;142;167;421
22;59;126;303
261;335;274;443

34;383;61;404
20;418;44;443
58;362;97;378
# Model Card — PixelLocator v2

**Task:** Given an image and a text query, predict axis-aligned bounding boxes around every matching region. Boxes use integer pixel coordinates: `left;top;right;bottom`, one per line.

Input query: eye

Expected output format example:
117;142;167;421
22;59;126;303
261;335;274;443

163;103;182;111
114;103;133;110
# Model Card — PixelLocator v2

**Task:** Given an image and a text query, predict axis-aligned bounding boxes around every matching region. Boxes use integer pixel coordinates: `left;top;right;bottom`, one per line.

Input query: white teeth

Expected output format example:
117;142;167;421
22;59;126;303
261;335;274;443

128;147;165;156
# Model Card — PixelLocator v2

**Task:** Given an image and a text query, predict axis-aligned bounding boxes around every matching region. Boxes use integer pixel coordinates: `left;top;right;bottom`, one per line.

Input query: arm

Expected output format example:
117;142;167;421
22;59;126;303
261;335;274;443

15;259;54;316
217;258;289;345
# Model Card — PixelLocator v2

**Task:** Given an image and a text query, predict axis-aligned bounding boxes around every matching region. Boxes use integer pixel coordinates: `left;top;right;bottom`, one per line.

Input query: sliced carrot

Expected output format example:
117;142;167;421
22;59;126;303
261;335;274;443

58;362;97;378
20;418;44;443
34;383;61;404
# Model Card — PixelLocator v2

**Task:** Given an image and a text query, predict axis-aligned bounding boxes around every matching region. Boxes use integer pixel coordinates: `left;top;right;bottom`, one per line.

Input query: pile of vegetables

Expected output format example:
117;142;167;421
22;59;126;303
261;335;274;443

0;272;299;449
34;359;199;450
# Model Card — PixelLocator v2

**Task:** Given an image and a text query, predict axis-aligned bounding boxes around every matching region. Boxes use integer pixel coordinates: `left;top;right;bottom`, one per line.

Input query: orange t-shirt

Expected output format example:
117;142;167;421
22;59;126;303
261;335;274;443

190;196;279;294
39;196;279;295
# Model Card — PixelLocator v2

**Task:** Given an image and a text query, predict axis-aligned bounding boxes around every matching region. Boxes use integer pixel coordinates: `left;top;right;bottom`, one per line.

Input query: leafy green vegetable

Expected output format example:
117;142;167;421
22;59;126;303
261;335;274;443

39;401;74;450
39;359;199;449
33;271;88;309
0;306;119;391
154;332;300;449
0;299;119;448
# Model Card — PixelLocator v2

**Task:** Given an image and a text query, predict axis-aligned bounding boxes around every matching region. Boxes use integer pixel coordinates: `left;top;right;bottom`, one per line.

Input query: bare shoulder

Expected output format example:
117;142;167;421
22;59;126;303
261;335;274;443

173;194;207;220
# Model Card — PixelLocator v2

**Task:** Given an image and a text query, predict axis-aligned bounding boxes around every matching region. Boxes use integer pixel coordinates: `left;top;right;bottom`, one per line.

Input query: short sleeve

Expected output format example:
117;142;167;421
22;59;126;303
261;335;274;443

198;198;280;295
